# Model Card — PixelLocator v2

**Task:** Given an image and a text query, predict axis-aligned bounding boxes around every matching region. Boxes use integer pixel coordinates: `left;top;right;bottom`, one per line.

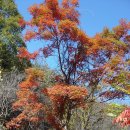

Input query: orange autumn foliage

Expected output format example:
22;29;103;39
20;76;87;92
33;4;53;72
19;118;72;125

18;18;26;28
24;30;37;41
7;0;130;129
6;68;44;129
19;68;44;88
114;108;130;127
42;84;87;130
43;84;87;114
17;47;39;60
7;67;88;130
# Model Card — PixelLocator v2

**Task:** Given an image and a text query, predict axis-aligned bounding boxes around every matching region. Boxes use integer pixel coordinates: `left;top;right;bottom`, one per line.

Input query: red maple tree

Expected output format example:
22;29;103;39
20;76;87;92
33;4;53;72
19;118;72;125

6;0;130;129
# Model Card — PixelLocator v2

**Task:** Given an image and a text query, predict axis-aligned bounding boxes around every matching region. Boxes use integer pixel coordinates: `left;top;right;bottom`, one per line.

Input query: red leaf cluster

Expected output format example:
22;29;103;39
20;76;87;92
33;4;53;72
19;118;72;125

17;47;39;60
7;67;88;130
114;108;130;127
42;84;88;129
6;68;44;129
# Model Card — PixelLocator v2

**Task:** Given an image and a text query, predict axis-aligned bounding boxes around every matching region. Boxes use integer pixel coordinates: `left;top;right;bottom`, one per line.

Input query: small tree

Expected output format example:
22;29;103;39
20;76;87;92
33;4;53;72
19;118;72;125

6;68;87;130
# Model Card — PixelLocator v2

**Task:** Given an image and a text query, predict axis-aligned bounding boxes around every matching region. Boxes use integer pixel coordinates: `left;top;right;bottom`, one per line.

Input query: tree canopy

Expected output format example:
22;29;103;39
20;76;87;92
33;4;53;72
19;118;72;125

0;0;30;71
4;0;130;129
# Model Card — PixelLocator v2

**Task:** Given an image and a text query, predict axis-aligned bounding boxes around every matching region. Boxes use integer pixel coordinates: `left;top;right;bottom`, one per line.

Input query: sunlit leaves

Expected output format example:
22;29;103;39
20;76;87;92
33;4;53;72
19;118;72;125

62;0;79;7
17;47;39;60
7;0;130;129
41;30;53;40
42;84;88;129
6;66;88;129
24;30;37;41
71;0;79;6
6;68;44;129
114;107;130;127
43;84;87;104
18;18;26;28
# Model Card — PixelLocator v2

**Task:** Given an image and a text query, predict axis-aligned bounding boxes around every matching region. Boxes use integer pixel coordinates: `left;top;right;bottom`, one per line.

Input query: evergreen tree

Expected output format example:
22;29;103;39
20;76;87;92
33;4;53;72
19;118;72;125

0;0;30;71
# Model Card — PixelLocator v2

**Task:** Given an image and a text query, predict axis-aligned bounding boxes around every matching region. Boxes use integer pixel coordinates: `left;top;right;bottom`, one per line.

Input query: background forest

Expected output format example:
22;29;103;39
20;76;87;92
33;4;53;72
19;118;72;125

0;0;130;130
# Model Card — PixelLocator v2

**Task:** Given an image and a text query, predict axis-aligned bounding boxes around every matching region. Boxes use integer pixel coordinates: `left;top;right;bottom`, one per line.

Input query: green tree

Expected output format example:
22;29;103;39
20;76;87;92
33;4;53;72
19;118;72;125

0;0;30;71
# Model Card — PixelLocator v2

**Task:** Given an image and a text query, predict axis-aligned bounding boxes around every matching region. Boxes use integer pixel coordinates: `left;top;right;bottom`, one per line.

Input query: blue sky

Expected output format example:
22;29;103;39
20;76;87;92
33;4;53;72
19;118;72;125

14;0;130;68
